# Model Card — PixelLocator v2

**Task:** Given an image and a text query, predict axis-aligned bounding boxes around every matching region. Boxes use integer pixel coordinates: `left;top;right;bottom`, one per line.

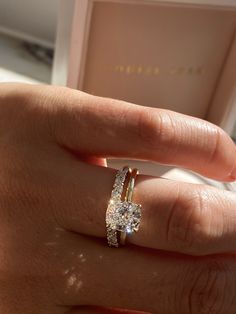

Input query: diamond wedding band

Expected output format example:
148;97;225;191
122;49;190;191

106;166;142;247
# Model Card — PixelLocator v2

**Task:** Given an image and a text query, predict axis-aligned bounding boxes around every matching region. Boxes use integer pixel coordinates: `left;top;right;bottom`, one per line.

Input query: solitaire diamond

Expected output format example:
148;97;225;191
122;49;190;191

107;200;141;234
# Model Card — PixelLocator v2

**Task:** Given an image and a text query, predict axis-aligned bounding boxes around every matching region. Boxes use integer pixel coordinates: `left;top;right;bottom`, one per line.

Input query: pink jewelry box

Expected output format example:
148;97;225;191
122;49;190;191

53;0;236;176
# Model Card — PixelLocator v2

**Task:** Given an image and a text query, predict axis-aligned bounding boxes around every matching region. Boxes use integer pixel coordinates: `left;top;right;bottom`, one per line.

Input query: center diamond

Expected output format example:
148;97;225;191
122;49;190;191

107;200;141;234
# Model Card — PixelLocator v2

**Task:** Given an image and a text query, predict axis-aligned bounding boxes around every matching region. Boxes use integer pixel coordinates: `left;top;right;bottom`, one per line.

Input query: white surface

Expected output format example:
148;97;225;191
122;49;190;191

0;0;59;46
0;26;54;49
0;67;39;84
52;0;76;85
0;34;51;83
163;168;236;192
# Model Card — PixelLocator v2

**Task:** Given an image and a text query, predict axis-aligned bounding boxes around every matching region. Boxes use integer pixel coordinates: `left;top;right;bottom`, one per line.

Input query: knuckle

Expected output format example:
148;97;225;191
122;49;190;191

135;108;176;152
182;260;231;314
49;86;76;110
45;86;86;143
207;127;224;164
166;187;212;255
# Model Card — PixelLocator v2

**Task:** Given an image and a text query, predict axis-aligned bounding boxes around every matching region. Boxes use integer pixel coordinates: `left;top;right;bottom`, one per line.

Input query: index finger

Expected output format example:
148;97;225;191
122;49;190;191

10;84;236;181
54;86;236;181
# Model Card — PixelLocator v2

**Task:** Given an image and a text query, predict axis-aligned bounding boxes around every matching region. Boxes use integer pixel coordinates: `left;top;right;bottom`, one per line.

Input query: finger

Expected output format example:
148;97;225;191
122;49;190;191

55;88;236;181
52;158;236;256
13;83;236;181
52;231;236;314
130;175;236;256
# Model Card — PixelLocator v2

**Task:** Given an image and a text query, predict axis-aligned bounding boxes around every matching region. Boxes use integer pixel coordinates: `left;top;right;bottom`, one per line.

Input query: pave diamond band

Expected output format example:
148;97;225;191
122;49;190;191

106;166;131;247
106;166;142;248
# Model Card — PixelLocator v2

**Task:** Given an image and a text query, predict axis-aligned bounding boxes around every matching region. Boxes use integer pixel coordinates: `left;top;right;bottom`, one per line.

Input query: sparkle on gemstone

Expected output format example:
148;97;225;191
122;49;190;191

107;201;141;233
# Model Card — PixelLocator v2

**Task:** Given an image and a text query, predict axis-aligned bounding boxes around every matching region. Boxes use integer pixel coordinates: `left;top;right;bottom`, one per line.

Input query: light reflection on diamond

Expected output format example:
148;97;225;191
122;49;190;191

107;200;141;233
126;227;132;234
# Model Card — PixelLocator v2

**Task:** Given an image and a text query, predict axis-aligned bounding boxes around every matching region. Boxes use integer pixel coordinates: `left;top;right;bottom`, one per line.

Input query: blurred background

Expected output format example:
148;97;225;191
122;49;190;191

0;0;58;84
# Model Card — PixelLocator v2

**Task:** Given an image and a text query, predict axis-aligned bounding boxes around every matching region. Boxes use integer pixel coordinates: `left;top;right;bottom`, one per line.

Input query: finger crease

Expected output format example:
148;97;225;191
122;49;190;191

166;184;180;242
207;128;220;165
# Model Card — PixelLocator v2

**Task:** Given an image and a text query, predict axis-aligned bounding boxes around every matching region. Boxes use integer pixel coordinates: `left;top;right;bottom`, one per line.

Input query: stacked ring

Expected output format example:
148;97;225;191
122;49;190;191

106;166;142;248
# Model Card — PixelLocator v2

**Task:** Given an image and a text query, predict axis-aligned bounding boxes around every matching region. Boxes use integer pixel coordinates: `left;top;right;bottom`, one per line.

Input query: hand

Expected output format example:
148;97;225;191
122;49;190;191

0;83;236;314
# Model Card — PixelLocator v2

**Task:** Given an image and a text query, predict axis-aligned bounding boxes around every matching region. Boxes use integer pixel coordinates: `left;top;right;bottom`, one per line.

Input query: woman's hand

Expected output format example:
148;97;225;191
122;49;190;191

0;83;236;314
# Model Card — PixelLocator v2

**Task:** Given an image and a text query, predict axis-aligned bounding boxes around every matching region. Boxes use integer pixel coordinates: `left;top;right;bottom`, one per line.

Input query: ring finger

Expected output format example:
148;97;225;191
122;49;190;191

51;157;236;256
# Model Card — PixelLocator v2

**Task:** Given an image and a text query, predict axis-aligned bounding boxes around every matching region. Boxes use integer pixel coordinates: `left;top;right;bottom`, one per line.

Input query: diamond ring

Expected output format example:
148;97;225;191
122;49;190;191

106;166;142;247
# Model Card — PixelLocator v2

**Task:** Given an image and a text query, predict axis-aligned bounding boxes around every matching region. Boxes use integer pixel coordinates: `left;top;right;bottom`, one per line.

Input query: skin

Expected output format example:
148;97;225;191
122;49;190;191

0;83;236;314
